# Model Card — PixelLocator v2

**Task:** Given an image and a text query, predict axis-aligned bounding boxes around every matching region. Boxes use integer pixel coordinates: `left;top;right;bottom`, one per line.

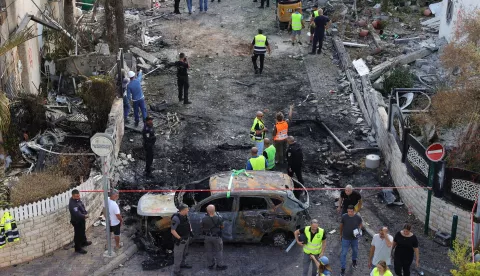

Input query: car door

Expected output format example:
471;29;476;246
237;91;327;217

235;196;275;242
189;196;236;241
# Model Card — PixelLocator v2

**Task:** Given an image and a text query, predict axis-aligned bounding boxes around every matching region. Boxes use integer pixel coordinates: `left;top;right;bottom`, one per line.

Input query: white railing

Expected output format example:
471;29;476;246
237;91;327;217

0;175;101;222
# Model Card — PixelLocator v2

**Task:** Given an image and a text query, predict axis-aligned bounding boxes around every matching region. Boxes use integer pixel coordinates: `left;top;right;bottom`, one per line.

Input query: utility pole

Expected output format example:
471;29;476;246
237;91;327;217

475;189;480;248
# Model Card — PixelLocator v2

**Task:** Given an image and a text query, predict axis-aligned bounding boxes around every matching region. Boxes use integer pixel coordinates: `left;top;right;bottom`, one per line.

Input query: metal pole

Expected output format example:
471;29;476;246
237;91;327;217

475;191;480;248
450;214;458;250
102;156;112;256
424;161;435;235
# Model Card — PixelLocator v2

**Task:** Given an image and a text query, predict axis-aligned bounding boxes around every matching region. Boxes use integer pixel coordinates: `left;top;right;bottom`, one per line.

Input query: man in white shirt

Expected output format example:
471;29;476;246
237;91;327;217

108;189;123;250
368;226;393;270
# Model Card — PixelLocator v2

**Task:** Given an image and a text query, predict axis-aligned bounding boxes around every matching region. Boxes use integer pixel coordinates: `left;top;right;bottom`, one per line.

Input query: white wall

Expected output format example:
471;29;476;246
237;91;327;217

439;0;480;42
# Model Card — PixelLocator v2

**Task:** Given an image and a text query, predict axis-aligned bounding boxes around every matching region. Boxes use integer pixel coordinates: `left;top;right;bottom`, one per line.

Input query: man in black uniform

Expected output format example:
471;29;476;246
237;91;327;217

175;53;192;105
142;116;156;178
201;205;227;270
171;204;193;276
286;136;304;184
68;189;91;254
173;0;181;14
310;8;331;55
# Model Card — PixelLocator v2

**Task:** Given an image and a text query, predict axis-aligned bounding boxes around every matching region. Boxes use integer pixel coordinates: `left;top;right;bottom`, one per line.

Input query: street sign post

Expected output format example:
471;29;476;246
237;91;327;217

424;143;445;235
90;133;115;257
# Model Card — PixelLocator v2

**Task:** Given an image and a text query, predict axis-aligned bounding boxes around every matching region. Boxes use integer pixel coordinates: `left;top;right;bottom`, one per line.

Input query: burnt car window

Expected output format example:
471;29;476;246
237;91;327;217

239;197;268;211
270;198;283;206
200;197;234;212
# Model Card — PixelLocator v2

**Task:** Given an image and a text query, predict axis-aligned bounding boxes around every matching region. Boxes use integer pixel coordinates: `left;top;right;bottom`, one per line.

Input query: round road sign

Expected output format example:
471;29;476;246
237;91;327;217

90;133;114;157
425;143;445;162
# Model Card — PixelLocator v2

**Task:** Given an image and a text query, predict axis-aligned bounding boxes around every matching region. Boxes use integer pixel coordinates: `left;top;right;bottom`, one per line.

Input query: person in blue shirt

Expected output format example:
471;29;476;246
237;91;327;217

126;70;148;126
246;147;268;170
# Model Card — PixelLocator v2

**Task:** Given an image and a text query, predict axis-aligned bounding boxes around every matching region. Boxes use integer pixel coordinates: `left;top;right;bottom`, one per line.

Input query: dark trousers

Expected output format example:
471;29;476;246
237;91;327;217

252;54;265;72
145;146;153;174
288;166;304;184
394;256;413;276
260;0;269;7
312;33;325;54
174;0;180;13
72;220;87;250
177;76;189;103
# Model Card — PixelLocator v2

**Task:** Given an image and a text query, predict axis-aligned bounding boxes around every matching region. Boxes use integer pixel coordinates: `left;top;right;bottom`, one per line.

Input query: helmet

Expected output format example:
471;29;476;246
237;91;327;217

319;256;329;265
298;233;307;244
127;71;136;78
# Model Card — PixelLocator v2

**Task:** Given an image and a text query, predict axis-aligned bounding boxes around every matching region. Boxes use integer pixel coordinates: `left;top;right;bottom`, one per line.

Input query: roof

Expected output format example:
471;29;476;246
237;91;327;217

209;171;293;194
137;193;177;216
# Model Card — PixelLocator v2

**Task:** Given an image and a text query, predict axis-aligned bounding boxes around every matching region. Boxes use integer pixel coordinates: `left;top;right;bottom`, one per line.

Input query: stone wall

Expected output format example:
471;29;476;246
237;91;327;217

361;76;471;242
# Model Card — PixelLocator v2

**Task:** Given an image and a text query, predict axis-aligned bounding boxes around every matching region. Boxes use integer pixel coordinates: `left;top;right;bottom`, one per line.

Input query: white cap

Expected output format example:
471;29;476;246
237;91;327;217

127;71;136;78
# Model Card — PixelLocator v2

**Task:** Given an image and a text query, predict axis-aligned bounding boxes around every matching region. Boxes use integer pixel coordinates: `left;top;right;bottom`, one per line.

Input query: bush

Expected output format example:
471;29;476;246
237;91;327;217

383;67;414;96
449;240;480;276
451;262;480;276
80;76;116;134
10;170;72;206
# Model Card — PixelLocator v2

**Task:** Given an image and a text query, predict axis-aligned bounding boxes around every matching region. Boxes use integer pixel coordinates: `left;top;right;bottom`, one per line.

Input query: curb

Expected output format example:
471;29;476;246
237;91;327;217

93;243;138;276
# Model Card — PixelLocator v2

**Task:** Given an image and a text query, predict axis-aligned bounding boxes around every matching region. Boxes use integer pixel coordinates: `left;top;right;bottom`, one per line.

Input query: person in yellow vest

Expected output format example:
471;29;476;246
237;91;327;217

370;260;393;276
294;219;327;276
249;29;271;74
0;211;19;244
250;111;268;154
309;5;320;44
288;7;305;46
272;105;293;164
246;147;268;170
262;138;276;170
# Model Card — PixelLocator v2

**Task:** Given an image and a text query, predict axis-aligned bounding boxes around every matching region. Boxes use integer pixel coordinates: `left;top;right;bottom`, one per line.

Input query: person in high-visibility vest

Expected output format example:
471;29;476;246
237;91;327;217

309;5;320;44
246;147;268;170
262;138;276;170
250;111;268;154
272;104;293;165
288;7;305;46
370;260;393;276
294;219;327;276
249;29;272;74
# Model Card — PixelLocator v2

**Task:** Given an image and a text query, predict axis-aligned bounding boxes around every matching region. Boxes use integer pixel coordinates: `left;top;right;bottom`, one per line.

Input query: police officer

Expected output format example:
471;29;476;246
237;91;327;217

171;204;192;276
69;189;92;254
142;116;156;178
201;205;228;270
287;136;304;184
294;219;327;276
249;29;271;74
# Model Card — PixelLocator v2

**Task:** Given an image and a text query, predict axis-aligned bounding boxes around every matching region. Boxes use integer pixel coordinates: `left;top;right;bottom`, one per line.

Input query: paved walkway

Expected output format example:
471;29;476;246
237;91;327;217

0;223;136;276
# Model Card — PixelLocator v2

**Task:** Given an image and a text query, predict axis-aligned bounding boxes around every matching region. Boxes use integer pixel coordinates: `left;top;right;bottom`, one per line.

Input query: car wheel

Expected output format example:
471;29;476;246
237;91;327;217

271;231;288;247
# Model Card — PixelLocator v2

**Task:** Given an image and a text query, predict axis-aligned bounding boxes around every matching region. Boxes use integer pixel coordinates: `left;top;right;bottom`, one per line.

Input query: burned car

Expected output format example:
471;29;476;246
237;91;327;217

137;171;310;246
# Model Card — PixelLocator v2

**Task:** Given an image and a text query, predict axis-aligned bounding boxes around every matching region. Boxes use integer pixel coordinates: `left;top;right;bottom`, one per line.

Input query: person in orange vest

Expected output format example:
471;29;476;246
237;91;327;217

272;104;293;165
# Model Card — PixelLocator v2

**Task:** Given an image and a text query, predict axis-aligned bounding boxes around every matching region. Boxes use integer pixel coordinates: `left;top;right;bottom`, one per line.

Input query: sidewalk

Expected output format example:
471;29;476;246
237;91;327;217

0;223;137;276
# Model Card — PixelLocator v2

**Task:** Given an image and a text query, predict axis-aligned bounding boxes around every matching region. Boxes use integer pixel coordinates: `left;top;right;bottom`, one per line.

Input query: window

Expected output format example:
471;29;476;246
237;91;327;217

446;0;453;25
200;197;234;212
270;198;283;206
239;197;268;211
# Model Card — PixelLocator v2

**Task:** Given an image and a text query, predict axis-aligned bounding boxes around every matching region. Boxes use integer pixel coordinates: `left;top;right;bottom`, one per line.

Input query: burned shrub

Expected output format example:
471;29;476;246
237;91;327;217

10;170;72;206
80;76;116;133
383;67;414;96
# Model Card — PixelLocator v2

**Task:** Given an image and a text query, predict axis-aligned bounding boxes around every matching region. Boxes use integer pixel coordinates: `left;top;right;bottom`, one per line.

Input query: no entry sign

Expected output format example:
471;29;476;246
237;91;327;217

425;143;445;162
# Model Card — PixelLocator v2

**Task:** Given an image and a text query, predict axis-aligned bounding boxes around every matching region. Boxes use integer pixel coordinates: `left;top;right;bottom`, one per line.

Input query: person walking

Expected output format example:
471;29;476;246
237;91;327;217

175;53;192;105
250;111;267;153
286;136;304;184
337;185;362;215
294;219;327;276
142;116;156;178
174;0;181;14
371;261;394;276
108;189;123;251
392;223;419;276
201;205;227;271
310;8;330;55
249;29;271;74
68;189;91;254
262;138;276;170
171;204;193;276
246;147;268;170
272;105;293;164
288;7;305;45
258;0;269;9
126;70;148;127
339;205;363;276
368;227;393;270
310;255;333;276
199;0;208;12
309;5;320;44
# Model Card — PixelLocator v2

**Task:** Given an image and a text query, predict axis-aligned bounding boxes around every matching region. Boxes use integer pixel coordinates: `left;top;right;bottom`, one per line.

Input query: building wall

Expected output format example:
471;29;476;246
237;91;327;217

439;0;480;42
